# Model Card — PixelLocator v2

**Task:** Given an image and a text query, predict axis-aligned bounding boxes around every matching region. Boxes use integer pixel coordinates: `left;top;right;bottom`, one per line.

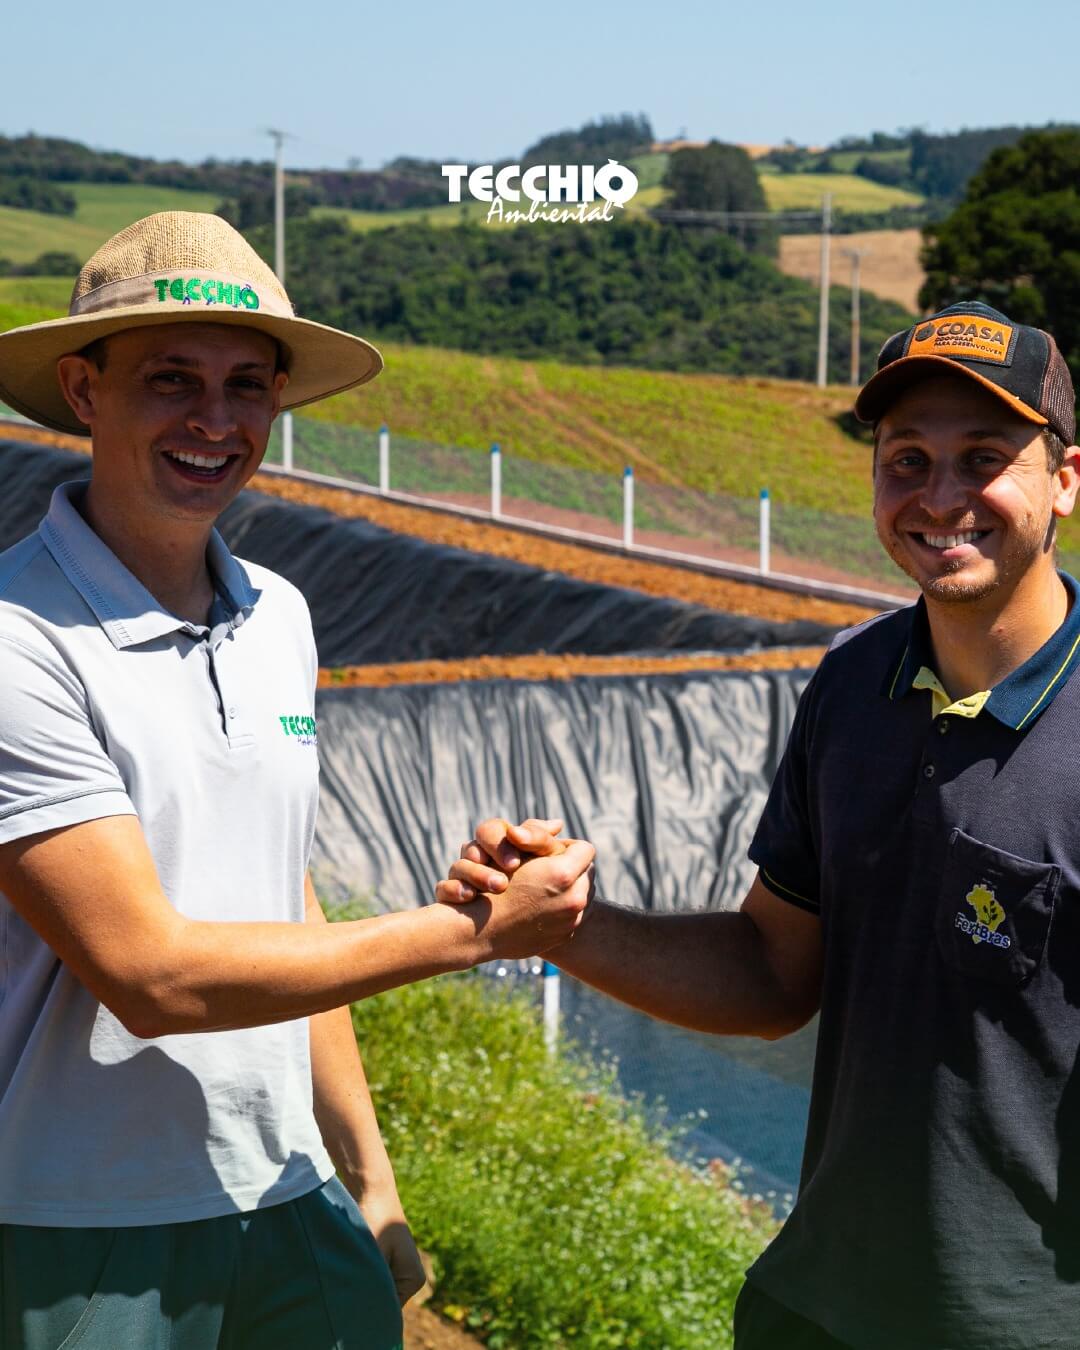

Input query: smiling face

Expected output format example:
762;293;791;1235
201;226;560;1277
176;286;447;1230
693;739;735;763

873;374;1080;607
57;322;288;529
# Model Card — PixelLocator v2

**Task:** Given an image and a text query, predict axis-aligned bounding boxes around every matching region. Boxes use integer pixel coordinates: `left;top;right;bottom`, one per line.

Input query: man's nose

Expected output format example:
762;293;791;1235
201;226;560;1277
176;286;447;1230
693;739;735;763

186;388;237;442
919;464;969;518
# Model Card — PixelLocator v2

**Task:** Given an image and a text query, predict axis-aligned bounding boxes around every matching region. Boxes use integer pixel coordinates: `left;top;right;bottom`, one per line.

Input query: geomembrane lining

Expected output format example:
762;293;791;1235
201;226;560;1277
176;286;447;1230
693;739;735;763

0;439;839;664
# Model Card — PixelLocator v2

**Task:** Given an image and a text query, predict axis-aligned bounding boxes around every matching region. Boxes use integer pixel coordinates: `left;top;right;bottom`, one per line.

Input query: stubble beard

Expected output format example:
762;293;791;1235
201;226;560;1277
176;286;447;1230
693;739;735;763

876;513;1056;607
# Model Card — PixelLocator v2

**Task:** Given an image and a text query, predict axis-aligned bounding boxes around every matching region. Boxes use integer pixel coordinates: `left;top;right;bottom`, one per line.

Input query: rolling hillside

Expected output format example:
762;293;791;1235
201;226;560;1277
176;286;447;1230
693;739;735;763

3;295;1077;562
0;182;221;263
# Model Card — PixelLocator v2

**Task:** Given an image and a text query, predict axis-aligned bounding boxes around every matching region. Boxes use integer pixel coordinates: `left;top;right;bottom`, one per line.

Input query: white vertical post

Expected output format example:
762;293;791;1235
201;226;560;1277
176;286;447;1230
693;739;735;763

816;192;832;388
490;442;502;519
759;487;771;575
378;424;389;493
542;960;560;1054
282;411;293;471
623;465;634;549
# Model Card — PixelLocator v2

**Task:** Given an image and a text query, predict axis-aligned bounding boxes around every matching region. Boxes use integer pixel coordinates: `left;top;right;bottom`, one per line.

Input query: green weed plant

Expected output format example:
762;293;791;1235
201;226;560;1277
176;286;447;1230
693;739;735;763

350;972;775;1348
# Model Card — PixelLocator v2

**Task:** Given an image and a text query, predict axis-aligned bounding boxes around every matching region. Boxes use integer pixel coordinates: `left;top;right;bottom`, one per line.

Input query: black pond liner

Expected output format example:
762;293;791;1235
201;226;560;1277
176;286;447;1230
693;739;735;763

0;438;839;664
310;664;812;912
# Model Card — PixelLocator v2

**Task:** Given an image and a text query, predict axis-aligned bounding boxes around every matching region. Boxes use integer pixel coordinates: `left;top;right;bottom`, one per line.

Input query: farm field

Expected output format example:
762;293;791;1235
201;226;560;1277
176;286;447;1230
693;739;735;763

759;171;924;213
778;228;925;312
0;182;219;263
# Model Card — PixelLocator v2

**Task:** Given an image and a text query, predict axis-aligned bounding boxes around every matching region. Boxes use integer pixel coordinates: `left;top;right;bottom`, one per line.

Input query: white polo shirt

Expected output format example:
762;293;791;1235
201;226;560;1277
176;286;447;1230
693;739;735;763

0;479;335;1226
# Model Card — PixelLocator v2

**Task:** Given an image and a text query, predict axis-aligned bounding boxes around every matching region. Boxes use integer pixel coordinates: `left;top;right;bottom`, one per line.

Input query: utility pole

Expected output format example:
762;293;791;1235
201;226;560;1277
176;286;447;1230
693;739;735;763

842;247;871;385
816;192;832;388
265;128;288;283
263;128;292;466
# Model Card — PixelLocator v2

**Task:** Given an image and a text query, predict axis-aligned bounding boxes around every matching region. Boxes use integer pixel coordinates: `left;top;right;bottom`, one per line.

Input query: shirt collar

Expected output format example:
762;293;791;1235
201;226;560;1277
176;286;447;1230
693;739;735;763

883;571;1080;730
40;480;260;650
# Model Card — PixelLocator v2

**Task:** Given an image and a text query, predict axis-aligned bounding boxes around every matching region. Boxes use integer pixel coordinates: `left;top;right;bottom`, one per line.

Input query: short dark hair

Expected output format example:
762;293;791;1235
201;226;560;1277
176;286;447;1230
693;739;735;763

1044;428;1068;474
78;336;110;371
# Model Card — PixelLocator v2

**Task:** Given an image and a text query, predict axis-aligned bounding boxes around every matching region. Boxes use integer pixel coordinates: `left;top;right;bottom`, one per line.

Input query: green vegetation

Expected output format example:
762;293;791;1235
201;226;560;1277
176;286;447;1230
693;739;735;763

522;113;653;167
249;216;911;381
760;172;923;213
0;183;219;265
349;969;773;1348
921;129;1080;373
663;143;773;253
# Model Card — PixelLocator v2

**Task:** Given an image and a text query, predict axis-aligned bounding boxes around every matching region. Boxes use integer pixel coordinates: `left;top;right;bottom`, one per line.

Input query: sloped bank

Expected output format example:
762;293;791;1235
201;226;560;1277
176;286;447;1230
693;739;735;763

0;438;838;663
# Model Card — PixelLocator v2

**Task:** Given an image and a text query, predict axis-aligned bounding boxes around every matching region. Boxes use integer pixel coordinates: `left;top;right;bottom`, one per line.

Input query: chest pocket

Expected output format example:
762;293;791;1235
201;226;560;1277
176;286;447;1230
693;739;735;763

935;827;1060;987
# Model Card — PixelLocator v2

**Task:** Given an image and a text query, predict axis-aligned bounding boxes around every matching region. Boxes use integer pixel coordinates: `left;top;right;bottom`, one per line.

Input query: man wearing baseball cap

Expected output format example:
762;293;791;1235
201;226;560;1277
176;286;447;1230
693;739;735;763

444;302;1080;1347
0;212;595;1349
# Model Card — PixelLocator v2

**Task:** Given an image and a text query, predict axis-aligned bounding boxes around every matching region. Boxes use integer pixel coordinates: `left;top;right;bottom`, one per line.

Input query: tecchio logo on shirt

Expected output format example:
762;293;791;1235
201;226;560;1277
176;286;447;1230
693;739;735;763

279;714;317;747
954;882;1011;950
441;160;638;225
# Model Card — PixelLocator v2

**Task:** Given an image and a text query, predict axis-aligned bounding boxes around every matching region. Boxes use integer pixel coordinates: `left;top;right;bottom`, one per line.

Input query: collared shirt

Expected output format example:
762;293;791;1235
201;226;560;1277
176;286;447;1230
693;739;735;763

0;480;333;1226
746;572;1080;1349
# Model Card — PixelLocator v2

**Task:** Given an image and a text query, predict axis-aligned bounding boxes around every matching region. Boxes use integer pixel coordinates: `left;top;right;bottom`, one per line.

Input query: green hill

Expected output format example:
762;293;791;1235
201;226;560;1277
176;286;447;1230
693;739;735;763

0;183;220;264
4;296;1079;567
759;172;924;213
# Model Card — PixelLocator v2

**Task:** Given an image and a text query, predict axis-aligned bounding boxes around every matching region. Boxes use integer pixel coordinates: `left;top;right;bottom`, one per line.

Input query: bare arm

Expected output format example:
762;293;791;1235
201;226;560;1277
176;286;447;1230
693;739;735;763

305;875;425;1305
0;814;594;1039
440;821;822;1040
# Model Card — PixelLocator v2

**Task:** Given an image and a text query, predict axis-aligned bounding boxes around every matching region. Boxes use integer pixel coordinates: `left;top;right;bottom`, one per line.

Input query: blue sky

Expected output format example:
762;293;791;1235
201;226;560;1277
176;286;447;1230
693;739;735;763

7;0;1078;169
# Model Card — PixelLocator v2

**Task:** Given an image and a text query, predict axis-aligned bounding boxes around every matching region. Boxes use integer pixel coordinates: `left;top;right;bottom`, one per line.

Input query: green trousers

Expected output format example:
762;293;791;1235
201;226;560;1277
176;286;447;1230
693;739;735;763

0;1177;403;1350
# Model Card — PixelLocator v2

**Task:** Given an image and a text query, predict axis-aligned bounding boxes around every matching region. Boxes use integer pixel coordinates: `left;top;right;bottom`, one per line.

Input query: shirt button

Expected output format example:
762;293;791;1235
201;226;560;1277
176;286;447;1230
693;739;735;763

923;764;936;779
937;720;950;735
228;706;237;719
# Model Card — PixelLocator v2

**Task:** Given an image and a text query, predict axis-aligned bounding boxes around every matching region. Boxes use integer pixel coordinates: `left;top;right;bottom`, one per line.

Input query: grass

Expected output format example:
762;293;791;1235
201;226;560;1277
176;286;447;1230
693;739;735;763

6;284;1078;570
348;968;774;1348
760;172;923;213
0;182;220;264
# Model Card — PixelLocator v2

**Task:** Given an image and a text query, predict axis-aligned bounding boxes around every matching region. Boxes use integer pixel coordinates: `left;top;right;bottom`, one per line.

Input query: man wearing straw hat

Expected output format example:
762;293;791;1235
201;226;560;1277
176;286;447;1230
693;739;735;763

0;212;595;1349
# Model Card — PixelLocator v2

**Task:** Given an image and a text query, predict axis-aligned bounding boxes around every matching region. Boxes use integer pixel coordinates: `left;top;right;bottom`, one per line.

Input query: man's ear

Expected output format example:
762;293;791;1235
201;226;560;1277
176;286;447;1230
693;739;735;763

1051;444;1080;521
56;354;101;429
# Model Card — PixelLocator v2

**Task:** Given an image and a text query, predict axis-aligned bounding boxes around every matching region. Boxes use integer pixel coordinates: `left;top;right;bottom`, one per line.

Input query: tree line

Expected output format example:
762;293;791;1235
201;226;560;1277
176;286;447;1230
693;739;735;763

248;214;910;381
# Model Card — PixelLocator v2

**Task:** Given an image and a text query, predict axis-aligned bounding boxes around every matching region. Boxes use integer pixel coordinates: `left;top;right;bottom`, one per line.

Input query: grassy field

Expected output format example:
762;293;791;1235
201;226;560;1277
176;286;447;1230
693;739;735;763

760;172;924;213
0;182;220;264
778;228;925;312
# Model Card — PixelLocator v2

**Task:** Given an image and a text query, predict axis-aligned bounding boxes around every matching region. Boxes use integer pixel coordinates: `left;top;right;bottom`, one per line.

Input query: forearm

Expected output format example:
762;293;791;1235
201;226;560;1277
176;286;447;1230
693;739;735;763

137;902;474;1037
547;899;801;1037
307;891;396;1196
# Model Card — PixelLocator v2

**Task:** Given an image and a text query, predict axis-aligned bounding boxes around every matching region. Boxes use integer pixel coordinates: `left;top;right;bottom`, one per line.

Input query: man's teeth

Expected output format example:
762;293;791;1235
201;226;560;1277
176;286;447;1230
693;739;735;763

922;530;986;549
168;451;228;469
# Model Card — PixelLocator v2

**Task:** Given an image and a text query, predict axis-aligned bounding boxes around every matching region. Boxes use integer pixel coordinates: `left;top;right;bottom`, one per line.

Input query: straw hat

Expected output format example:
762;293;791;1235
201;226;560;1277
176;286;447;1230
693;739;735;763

0;211;382;436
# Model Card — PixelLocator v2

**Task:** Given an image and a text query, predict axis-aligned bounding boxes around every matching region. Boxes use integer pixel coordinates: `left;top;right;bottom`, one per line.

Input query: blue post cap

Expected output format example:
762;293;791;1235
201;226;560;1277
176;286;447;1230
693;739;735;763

542;961;559;976
624;465;633;478
491;442;500;454
379;422;388;433
760;487;769;500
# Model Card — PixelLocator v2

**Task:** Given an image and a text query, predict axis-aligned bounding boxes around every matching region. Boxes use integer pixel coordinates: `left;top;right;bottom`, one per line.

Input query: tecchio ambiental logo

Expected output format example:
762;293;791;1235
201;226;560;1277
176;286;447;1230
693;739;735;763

441;160;639;225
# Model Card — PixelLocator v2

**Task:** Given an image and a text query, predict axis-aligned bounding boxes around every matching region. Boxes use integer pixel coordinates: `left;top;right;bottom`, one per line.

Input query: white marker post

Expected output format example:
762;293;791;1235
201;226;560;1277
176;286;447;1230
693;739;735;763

378;424;390;494
282;411;294;471
623;465;634;550
542;960;560;1054
759;488;771;575
491;442;502;519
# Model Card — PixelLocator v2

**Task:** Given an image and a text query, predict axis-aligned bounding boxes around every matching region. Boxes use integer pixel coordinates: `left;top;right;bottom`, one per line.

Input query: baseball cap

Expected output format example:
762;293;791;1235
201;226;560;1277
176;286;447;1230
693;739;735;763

854;301;1076;445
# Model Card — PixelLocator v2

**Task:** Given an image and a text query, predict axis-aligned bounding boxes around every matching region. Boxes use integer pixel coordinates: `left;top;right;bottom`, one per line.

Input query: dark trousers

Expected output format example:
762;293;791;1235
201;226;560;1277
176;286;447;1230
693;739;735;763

735;1280;851;1350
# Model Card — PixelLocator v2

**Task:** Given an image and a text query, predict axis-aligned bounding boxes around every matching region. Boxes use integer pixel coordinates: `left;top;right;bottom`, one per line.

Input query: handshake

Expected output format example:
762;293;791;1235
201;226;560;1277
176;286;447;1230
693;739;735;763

434;817;596;962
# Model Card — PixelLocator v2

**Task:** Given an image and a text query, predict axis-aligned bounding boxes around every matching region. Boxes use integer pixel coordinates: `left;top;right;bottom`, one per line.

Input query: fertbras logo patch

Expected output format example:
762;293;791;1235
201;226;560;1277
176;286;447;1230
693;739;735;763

954;882;1012;949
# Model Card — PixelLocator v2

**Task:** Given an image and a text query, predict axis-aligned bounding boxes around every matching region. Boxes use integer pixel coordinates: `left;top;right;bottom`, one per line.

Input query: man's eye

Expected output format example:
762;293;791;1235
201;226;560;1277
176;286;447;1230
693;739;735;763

151;371;189;385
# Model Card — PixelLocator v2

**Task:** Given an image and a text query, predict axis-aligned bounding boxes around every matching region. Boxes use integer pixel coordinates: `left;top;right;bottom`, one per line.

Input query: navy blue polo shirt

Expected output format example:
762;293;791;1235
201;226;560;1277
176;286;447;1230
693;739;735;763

747;572;1080;1350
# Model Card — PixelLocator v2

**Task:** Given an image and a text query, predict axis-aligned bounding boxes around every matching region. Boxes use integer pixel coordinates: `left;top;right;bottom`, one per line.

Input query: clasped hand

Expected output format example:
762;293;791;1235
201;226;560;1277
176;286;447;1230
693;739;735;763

435;817;594;960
